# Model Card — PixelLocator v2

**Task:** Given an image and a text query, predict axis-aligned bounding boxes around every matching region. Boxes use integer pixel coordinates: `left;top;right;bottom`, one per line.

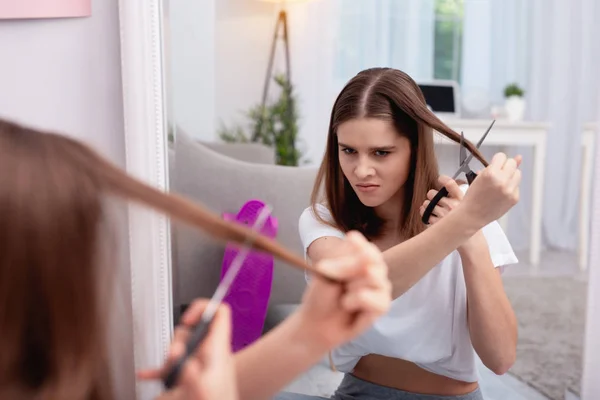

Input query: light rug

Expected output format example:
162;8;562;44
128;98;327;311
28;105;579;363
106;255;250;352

502;275;587;400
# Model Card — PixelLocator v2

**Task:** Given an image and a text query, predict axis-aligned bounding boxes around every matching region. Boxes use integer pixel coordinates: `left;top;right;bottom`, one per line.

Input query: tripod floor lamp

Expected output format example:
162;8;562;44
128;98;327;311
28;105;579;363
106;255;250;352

257;0;314;115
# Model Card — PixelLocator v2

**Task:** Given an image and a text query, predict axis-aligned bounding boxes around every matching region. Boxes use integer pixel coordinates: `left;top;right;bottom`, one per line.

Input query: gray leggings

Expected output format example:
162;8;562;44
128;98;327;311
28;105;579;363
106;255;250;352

273;373;484;400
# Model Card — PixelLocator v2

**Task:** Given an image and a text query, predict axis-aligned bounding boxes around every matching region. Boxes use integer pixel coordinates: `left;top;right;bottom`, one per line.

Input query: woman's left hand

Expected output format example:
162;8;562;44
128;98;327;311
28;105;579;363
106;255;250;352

419;175;463;225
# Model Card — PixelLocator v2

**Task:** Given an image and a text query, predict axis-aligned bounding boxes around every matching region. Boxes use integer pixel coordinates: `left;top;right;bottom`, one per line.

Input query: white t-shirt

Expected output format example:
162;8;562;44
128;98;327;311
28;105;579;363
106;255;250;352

297;191;518;383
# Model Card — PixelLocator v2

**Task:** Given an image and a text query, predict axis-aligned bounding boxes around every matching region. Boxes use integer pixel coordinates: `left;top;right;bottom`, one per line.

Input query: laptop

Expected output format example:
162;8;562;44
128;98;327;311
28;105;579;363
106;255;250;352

417;80;461;119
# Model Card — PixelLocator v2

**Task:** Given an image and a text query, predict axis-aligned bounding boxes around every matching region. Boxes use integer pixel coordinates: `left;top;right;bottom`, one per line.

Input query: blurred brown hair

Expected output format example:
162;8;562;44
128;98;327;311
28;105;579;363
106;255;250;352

311;67;488;240
0;119;308;399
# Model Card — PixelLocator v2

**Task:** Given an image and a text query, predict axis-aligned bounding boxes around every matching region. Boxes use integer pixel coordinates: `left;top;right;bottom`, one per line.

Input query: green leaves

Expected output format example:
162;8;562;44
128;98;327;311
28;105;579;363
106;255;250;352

504;83;525;98
218;74;303;166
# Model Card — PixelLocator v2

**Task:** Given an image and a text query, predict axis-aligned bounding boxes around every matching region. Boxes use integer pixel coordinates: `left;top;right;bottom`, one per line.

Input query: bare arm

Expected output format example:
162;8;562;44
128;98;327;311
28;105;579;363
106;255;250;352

142;233;391;400
308;206;479;299
458;232;517;375
143;305;330;400
309;153;522;299
414;172;518;374
234;312;328;400
235;231;391;400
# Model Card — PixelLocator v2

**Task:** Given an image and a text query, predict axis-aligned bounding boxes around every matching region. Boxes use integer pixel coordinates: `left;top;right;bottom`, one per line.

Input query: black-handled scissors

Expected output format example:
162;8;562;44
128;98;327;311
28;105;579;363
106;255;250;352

421;120;496;225
162;204;273;389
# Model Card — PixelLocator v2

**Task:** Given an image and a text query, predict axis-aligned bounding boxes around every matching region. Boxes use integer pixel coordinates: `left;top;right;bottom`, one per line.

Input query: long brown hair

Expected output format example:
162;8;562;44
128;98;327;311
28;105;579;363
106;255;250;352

311;67;488;240
0;119;310;399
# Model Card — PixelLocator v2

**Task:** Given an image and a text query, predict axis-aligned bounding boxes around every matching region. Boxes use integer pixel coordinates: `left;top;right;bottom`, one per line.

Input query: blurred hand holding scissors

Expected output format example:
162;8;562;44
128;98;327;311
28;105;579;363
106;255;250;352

421;120;496;225
163;204;273;389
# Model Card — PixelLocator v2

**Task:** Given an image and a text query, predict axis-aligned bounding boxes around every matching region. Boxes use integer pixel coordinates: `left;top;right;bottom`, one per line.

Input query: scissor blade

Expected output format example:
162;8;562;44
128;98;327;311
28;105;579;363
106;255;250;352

459;131;467;165
476;120;495;148
450;120;495;179
201;204;273;323
451;159;472;179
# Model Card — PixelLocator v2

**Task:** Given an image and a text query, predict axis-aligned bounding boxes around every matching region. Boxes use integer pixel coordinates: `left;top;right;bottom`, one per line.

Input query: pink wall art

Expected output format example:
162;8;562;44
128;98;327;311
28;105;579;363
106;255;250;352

0;0;91;20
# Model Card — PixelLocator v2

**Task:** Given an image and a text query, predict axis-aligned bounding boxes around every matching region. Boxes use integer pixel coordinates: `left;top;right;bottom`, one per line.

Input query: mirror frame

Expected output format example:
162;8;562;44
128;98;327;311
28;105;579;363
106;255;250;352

583;123;600;398
116;0;600;398
118;0;173;398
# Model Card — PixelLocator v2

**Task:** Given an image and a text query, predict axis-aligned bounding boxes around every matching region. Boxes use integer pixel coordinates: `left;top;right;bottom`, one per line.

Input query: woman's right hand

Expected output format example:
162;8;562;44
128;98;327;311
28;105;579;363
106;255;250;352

459;152;522;228
295;231;392;350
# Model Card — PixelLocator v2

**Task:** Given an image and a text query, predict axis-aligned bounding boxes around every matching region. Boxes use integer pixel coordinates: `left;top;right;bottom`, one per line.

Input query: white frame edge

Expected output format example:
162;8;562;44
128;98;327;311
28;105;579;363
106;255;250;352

118;0;173;399
582;122;599;399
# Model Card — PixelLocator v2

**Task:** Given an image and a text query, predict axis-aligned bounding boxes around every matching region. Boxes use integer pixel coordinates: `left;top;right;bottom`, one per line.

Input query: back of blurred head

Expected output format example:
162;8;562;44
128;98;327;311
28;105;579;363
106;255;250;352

0;118;307;399
0;120;112;399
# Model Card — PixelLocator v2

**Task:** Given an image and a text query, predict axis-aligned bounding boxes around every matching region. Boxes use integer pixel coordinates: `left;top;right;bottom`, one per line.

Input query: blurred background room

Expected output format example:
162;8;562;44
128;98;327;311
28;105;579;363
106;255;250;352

163;1;600;399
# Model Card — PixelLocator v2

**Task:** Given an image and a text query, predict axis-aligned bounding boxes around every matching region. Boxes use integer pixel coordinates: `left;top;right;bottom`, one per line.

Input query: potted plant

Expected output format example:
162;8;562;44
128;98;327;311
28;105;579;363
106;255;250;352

503;83;526;121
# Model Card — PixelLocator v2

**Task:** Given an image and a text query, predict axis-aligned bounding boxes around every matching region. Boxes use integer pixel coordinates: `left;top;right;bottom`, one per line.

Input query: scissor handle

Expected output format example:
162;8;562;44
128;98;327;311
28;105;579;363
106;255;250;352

421;187;449;225
466;170;477;185
163;314;212;389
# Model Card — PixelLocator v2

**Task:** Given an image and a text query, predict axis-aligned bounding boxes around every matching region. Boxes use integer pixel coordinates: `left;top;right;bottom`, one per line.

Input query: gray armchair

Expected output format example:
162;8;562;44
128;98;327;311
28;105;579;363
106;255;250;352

168;133;317;329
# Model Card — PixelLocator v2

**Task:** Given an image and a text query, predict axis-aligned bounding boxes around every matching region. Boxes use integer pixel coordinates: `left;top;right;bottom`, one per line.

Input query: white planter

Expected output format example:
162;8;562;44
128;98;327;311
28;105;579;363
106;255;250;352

505;95;526;121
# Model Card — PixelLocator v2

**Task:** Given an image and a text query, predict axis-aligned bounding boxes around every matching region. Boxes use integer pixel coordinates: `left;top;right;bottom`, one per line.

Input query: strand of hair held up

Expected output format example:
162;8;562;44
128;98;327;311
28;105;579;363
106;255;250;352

69;139;334;280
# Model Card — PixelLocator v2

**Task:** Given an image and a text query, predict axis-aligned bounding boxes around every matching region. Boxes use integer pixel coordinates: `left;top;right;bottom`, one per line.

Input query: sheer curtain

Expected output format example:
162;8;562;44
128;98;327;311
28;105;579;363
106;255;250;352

483;0;600;252
525;0;600;252
332;0;435;87
289;0;436;164
459;0;534;251
448;0;600;252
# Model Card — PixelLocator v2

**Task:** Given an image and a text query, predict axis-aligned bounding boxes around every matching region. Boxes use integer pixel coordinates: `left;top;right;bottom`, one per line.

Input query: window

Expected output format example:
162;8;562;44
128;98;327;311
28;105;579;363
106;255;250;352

433;0;464;83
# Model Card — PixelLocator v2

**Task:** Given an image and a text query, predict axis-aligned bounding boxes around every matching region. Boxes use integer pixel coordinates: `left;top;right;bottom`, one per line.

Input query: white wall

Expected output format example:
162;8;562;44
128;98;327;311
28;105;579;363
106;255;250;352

0;2;126;165
215;0;337;164
0;1;135;398
583;121;600;399
166;0;216;140
215;0;276;137
285;1;340;164
166;0;274;142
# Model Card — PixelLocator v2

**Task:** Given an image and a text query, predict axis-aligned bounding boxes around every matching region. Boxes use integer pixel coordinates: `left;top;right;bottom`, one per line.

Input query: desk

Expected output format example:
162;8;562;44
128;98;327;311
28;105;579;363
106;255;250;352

435;119;550;266
580;122;597;271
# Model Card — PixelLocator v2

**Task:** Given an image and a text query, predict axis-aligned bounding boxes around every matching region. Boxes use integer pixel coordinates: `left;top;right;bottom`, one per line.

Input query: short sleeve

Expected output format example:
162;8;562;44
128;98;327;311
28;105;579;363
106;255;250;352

459;184;518;271
480;221;519;270
298;204;345;283
298;203;345;260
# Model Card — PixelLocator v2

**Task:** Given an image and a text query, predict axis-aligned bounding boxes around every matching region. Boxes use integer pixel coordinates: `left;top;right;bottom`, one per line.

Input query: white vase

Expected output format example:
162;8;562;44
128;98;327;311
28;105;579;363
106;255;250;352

504;95;526;121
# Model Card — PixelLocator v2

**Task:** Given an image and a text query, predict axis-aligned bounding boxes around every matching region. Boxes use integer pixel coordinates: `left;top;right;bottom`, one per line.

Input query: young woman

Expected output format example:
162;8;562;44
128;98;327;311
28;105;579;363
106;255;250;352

280;68;521;400
0;118;391;400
